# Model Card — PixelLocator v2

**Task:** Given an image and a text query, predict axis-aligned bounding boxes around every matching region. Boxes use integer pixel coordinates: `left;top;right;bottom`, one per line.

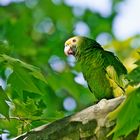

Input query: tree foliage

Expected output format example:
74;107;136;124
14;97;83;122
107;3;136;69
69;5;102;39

0;0;140;139
108;60;140;139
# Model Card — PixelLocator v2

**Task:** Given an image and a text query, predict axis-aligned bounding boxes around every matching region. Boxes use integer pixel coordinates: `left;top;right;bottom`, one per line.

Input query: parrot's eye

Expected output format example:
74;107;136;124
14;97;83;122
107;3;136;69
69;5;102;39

72;39;76;43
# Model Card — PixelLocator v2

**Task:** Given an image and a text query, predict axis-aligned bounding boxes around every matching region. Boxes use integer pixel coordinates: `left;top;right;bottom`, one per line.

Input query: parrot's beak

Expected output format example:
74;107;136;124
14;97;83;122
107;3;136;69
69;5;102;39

64;44;76;56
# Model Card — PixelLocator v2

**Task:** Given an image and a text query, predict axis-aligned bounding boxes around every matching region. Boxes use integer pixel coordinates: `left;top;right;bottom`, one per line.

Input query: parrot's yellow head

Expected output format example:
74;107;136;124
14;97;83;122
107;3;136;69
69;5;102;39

64;36;83;56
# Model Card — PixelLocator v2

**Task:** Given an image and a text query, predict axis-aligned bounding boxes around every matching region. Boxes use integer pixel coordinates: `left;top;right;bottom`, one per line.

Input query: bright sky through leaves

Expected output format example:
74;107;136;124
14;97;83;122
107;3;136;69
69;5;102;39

65;0;140;40
113;0;140;40
0;0;139;40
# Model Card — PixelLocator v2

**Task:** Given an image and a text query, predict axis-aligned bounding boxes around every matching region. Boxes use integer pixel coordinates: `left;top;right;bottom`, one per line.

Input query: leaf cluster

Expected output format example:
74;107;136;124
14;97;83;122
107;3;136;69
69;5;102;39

109;58;140;140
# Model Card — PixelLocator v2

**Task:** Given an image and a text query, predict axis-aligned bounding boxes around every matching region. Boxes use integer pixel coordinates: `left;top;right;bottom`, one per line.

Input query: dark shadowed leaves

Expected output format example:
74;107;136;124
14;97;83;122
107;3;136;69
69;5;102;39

0;87;9;118
127;59;140;86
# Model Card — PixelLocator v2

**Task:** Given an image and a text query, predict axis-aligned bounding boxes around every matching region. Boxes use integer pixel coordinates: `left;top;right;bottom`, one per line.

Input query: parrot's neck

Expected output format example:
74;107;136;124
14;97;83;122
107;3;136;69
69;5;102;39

75;44;104;76
76;48;102;62
75;40;103;63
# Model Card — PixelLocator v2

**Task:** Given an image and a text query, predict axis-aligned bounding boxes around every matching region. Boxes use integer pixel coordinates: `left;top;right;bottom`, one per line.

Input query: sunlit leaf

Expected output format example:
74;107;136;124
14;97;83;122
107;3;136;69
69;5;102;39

0;54;48;98
8;65;42;98
108;88;140;139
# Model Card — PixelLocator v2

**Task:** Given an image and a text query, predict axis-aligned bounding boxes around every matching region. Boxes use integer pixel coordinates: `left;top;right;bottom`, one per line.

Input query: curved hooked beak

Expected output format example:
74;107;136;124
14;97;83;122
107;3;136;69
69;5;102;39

64;45;76;56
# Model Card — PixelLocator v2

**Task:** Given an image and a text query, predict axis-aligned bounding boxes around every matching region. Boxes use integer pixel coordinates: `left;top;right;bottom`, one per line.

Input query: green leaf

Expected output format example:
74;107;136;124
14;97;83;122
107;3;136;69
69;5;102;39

0;54;48;98
0;87;9;118
8;65;42;98
137;127;140;140
135;60;140;66
1;54;47;83
108;88;140;139
13;97;41;118
127;66;140;86
31;71;48;84
0;54;38;70
0;40;10;55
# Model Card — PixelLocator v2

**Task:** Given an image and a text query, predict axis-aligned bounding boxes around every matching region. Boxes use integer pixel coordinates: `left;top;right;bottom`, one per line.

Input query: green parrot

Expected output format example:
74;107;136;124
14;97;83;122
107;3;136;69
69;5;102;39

64;36;127;100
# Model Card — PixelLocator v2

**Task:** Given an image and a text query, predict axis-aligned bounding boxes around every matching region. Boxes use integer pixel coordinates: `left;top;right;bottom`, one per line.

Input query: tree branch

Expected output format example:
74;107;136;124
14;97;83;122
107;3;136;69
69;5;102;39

13;96;126;140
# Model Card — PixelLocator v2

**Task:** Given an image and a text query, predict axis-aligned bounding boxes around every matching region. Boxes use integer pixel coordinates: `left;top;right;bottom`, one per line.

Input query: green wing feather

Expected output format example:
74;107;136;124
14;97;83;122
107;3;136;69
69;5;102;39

102;51;127;85
86;67;113;100
102;51;127;97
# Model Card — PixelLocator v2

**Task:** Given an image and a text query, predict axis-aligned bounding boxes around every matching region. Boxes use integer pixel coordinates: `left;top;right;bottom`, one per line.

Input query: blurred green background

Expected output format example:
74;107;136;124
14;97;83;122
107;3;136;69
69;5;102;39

0;0;140;139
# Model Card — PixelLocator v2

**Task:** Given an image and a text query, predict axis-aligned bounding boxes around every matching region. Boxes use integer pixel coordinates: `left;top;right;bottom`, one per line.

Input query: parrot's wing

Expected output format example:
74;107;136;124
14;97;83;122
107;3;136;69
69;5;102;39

84;66;113;100
102;51;127;96
105;65;124;89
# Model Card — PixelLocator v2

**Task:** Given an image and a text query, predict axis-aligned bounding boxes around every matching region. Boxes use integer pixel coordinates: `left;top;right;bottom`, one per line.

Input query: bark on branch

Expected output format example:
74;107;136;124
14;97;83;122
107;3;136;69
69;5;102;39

13;96;128;140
